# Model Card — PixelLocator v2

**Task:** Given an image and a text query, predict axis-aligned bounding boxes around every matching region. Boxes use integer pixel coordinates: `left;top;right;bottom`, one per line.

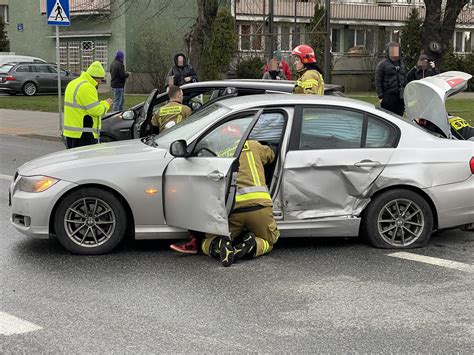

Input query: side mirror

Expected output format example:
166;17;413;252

190;101;202;111
170;140;189;158
121;110;135;120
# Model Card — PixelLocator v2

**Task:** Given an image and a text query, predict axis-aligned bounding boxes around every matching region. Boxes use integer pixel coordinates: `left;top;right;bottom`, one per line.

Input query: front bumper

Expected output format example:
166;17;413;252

9;178;78;239
424;175;474;229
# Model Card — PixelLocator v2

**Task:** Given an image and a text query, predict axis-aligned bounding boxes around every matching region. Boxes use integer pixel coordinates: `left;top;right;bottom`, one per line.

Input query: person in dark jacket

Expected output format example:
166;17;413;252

407;54;439;83
166;53;198;87
374;42;407;116
110;50;129;112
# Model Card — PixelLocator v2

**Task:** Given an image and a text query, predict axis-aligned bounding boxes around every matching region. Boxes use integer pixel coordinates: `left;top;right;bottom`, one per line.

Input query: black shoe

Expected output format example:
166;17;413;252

234;232;256;260
220;236;234;267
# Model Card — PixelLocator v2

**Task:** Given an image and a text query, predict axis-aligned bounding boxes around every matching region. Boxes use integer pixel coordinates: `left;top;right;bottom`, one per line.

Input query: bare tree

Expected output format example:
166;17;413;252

421;0;470;61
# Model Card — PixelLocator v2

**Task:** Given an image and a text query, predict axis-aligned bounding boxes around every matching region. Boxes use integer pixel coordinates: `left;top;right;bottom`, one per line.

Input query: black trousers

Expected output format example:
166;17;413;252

381;94;405;116
65;135;98;149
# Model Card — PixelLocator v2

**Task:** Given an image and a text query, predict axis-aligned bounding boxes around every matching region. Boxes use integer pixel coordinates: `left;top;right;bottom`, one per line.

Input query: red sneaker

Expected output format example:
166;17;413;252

170;235;198;254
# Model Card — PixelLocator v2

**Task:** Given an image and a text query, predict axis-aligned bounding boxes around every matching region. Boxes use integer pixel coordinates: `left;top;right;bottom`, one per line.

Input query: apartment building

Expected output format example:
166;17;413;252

232;0;474;57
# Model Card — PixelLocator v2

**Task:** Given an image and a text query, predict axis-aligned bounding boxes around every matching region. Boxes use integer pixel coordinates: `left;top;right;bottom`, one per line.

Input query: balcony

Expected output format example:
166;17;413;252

40;0;111;15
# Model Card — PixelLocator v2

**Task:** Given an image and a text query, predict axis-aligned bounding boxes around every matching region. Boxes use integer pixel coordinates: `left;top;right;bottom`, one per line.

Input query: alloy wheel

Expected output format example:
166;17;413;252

377;198;425;247
23;82;37;96
64;197;116;248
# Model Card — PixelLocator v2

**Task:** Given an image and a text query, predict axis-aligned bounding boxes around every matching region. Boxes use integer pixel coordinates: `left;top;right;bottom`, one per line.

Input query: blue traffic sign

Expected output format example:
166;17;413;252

47;0;70;26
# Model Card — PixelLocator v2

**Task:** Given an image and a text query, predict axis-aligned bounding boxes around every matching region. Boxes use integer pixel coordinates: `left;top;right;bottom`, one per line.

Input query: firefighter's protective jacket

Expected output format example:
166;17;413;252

293;69;324;95
234;140;275;209
152;101;192;132
63;71;110;139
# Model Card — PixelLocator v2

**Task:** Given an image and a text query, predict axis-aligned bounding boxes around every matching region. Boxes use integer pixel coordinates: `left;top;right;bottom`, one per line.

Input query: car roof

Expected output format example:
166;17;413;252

216;93;375;112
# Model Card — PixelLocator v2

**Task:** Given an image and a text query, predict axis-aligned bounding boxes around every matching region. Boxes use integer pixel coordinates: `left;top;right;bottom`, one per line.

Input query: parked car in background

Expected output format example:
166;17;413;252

0;55;46;66
100;80;344;142
0;62;77;96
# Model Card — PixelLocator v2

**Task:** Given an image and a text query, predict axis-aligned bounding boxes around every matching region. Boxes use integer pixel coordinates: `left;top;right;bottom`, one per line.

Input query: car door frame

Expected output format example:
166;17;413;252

162;108;264;236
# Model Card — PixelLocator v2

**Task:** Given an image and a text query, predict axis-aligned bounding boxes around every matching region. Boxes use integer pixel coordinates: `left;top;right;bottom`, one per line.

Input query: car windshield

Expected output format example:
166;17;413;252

0;64;14;73
153;103;231;148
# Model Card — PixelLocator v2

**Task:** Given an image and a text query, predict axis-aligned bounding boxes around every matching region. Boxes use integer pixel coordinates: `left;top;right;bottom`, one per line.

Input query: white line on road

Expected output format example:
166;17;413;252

388;252;474;273
0;174;13;181
0;311;42;336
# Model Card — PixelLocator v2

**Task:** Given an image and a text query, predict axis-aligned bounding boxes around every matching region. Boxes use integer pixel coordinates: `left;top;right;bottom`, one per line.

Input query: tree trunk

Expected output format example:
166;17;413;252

185;0;218;76
421;0;469;62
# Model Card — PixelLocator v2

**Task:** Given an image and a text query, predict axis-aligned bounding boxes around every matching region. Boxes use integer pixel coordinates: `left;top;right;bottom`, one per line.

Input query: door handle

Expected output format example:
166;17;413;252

354;160;381;167
207;171;224;181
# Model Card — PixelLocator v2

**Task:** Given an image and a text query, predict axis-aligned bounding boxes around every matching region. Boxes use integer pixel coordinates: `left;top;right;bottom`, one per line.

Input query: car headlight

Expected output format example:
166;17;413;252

18;175;59;193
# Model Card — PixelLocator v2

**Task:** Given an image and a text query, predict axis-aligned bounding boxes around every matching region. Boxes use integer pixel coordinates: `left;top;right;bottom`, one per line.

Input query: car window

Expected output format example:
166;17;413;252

0;64;14;73
154;103;230;148
35;65;52;73
15;65;30;73
299;107;363;150
249;112;286;144
366;116;397;148
194;115;255;157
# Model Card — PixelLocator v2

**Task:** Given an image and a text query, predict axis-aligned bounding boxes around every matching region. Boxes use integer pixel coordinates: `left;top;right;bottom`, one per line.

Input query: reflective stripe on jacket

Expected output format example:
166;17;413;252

63;71;110;139
293;69;324;95
234;140;275;209
151;101;192;132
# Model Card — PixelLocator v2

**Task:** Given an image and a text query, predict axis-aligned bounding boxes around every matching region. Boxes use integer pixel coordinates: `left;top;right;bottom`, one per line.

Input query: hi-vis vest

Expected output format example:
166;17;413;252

234;140;275;209
63;72;110;139
293;69;325;95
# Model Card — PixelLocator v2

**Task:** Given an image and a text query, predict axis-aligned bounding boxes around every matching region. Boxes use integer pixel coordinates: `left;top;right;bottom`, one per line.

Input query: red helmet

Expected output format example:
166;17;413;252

292;44;316;64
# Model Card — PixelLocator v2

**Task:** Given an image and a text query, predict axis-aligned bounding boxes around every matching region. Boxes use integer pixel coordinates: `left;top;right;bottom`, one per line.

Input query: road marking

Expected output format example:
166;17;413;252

0;174;13;181
0;311;42;336
388;252;474;273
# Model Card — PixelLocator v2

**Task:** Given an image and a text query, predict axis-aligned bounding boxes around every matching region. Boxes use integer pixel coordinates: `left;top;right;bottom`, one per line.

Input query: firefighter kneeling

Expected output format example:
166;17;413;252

201;140;280;267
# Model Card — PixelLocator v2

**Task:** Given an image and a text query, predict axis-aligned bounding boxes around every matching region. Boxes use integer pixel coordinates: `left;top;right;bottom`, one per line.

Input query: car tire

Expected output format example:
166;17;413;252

22;82;37;96
54;187;127;255
361;189;433;249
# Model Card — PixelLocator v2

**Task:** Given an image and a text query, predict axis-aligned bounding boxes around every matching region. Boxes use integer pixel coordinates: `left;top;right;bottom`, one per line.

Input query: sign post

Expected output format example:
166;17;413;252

46;0;70;135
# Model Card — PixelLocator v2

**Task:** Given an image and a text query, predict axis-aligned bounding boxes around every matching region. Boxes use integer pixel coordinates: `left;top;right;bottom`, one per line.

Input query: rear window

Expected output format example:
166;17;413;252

0;64;14;73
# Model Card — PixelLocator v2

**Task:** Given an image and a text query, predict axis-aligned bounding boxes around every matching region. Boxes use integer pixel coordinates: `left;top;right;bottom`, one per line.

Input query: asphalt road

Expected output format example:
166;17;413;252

1;135;473;353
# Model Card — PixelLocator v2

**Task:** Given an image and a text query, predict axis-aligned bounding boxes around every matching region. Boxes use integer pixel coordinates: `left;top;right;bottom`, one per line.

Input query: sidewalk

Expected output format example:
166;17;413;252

0;109;61;140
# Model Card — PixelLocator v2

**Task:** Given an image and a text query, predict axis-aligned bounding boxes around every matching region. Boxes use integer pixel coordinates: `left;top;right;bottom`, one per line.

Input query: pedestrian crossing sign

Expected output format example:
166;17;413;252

47;0;70;26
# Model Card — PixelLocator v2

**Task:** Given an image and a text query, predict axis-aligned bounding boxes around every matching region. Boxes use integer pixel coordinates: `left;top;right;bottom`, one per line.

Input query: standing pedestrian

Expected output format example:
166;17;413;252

407;54;439;83
166;53;198;87
292;44;324;95
375;42;407;116
110;50;129;112
63;61;112;149
262;58;287;80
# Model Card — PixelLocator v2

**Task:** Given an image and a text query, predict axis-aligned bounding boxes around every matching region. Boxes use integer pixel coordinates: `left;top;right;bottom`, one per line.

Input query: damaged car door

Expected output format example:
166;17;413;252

282;105;399;221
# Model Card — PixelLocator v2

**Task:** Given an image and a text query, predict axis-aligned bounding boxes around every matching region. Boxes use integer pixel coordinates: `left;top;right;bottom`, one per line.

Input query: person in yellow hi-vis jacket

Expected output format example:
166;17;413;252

201;138;280;267
151;86;192;133
63;61;112;149
292;44;325;95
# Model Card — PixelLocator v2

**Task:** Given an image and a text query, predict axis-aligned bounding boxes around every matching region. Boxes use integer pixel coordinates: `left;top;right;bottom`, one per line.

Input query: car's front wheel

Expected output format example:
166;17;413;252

22;82;37;96
362;189;434;248
54;187;127;254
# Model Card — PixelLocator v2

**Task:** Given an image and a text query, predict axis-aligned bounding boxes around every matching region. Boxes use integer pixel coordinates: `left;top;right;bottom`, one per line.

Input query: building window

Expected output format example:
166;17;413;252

0;5;9;23
347;28;375;53
279;25;291;51
331;28;341;53
454;31;472;53
60;40;108;74
239;24;263;52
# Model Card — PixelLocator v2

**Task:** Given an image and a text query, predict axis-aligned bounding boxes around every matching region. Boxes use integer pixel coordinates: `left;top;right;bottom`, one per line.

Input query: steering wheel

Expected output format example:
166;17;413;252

197;147;217;157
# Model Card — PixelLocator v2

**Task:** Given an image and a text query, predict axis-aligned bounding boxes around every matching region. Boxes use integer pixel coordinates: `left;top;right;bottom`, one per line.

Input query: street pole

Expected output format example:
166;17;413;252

268;0;274;59
324;0;331;84
56;25;62;134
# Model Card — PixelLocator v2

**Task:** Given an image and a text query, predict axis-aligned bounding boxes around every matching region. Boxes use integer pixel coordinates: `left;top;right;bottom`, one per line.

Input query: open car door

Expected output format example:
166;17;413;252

404;71;472;138
163;109;263;236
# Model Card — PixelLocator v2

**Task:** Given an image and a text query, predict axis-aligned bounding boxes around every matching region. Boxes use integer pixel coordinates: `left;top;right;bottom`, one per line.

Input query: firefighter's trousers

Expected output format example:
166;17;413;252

202;206;280;257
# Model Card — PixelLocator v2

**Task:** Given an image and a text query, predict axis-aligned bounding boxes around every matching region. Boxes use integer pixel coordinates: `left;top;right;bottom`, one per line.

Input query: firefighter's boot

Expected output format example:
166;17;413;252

233;232;256;260
220;236;234;267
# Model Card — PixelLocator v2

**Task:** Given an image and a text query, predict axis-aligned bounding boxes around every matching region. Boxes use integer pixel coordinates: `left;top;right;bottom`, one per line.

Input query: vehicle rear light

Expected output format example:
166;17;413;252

4;75;16;81
470;157;474;174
